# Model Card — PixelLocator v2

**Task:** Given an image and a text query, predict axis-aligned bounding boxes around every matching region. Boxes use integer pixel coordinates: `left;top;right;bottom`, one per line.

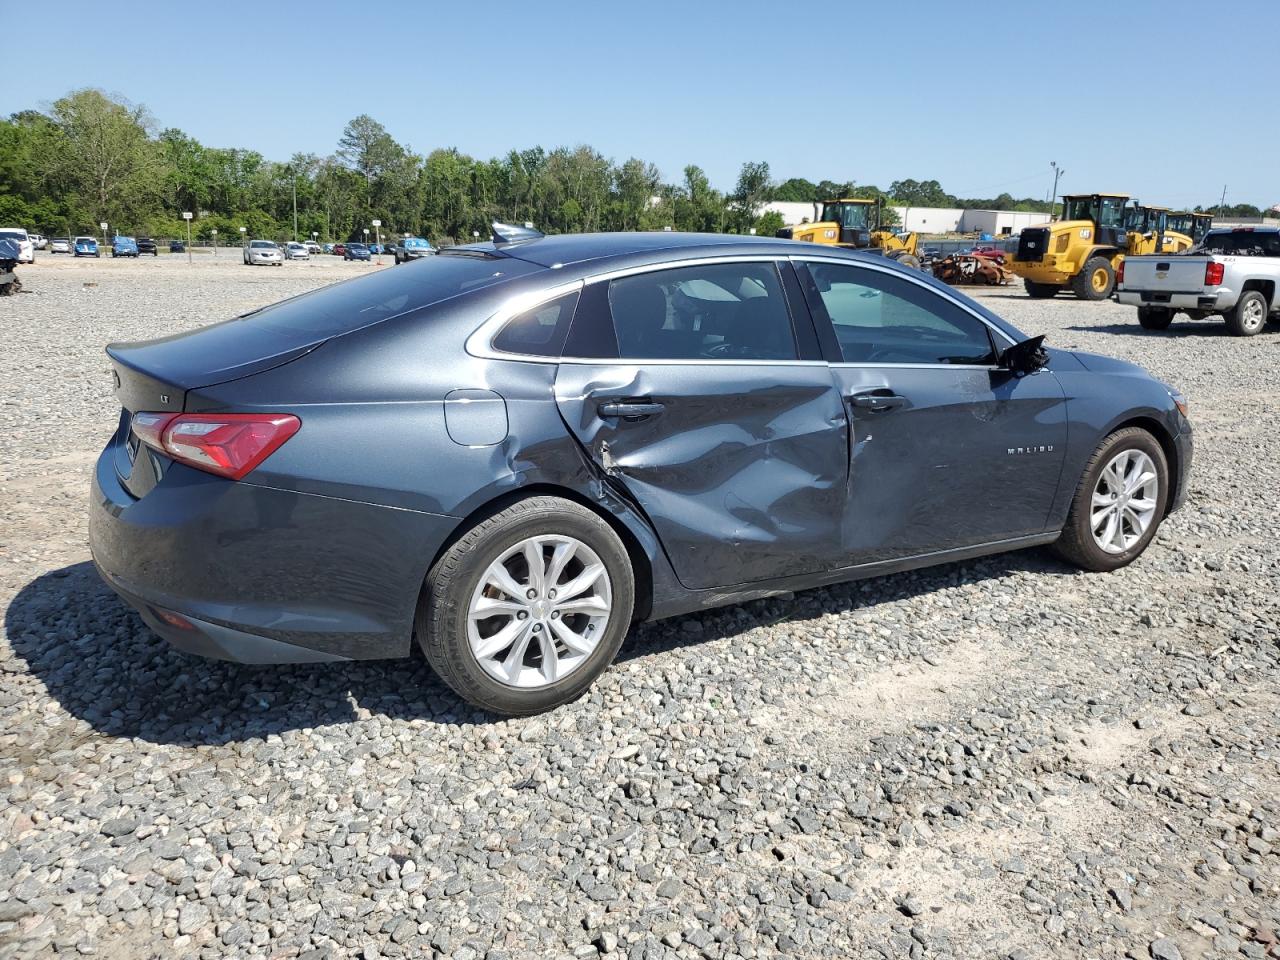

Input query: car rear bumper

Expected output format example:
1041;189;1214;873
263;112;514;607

89;437;459;663
1116;291;1225;312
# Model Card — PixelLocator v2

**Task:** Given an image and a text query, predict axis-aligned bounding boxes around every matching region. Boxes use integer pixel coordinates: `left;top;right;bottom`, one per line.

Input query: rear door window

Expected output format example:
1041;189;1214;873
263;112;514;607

607;262;798;361
803;262;996;365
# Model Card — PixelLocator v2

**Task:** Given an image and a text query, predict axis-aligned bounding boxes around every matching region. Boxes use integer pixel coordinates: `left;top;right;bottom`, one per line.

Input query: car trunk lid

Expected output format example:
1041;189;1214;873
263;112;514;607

106;318;326;498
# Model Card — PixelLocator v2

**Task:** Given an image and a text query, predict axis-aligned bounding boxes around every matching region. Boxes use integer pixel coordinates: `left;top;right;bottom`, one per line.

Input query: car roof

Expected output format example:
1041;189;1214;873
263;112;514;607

449;231;871;269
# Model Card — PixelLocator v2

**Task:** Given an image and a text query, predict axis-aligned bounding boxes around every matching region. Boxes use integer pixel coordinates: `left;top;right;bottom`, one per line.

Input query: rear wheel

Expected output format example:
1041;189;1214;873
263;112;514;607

1137;306;1174;330
1051;427;1168;572
418;496;635;715
1071;257;1115;300
892;253;922;270
1024;280;1060;299
1226;290;1267;336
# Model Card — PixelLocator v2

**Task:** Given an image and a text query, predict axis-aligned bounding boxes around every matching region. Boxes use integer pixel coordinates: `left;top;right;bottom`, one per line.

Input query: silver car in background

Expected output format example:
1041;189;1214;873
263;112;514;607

284;242;310;261
50;238;71;254
243;240;283;267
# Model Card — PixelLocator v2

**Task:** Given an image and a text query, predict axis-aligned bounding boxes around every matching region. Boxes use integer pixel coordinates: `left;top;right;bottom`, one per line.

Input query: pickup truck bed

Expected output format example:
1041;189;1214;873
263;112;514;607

1116;227;1280;336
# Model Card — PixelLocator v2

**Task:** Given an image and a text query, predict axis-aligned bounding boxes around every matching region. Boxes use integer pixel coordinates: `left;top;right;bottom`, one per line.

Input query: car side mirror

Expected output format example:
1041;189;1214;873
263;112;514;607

999;335;1049;377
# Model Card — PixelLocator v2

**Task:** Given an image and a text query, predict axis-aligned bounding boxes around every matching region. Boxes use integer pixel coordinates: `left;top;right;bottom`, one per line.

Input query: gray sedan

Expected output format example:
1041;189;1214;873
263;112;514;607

90;227;1191;715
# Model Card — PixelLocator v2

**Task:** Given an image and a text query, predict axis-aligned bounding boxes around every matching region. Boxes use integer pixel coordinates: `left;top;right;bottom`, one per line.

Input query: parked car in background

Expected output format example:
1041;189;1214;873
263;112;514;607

343;242;371;262
0;228;35;263
73;236;99;258
136;237;158;256
0;238;22;295
332;243;346;257
112;236;140;258
322;243;334;254
29;233;48;250
1117;226;1280;336
305;242;322;255
285;242;310;260
50;237;71;254
244;240;283;267
90;229;1192;716
170;240;185;253
395;236;435;264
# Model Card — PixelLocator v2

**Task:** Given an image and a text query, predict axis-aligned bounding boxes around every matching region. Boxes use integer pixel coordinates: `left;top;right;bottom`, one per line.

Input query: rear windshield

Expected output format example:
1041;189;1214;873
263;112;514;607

242;254;542;337
1197;231;1280;257
0;230;27;240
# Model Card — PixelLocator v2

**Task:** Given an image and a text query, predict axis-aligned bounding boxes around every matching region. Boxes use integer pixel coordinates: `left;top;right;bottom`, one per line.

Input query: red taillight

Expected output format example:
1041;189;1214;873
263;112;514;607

1205;262;1224;286
131;412;300;480
1116;260;1125;285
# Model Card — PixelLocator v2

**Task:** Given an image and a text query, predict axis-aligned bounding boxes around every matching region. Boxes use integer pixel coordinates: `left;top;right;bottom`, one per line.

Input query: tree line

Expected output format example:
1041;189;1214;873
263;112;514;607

1;89;1268;245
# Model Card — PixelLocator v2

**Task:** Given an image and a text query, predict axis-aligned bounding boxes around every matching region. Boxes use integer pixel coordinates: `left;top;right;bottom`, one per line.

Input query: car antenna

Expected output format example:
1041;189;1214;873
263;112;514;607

491;221;544;245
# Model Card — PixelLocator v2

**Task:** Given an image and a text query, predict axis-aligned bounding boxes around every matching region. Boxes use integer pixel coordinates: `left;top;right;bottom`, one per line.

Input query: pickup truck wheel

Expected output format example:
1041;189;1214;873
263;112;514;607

1024;280;1060;299
1226;291;1268;337
1071;257;1115;301
1137;307;1174;330
1052;426;1168;572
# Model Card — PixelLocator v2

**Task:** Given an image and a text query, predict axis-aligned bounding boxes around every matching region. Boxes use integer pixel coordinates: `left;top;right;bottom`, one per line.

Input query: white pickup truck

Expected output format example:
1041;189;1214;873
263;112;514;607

1116;226;1280;336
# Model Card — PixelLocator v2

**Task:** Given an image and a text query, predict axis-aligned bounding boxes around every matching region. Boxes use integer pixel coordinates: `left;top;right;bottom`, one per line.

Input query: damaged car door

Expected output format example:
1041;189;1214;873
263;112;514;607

554;258;849;591
797;258;1068;562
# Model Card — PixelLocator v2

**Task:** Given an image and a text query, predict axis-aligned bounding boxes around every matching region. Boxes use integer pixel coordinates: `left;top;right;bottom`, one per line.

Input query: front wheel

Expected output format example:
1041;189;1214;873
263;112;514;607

418;496;635;716
1137;306;1174;330
1024;280;1060;299
1051;427;1168;572
892;253;922;270
1226;290;1268;336
1070;256;1115;301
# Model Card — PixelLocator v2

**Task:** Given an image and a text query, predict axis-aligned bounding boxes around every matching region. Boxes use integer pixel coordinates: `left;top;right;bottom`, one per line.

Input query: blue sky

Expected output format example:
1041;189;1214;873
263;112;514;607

9;1;1277;209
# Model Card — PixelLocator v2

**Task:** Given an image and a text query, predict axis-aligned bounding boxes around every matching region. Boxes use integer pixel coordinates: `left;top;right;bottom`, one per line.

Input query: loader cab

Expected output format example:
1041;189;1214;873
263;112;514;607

1175;212;1214;243
818;199;874;248
1061;193;1129;248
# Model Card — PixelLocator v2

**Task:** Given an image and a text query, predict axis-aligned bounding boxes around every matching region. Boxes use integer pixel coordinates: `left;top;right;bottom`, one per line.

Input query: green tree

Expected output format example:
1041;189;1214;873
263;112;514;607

729;161;772;233
49;89;162;229
773;177;818;202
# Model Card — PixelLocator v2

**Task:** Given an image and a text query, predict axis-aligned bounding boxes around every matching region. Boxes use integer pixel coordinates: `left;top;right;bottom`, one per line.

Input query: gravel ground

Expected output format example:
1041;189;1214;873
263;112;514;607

1;253;1278;960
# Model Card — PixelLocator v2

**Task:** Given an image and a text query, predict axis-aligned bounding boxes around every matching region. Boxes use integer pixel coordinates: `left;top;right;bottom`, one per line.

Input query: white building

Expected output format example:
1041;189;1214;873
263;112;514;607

764;200;1051;236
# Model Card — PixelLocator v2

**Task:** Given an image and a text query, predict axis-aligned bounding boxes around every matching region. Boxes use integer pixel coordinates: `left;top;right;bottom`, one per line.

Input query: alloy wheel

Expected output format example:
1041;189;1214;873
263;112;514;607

1090;449;1159;554
467;535;613;688
1243;297;1266;332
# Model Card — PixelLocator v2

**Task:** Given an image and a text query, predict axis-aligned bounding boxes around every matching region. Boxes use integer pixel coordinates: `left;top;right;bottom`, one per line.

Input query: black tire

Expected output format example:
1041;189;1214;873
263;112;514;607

1070;256;1115;301
1137;306;1174;330
418;496;635;716
1051;426;1169;572
1225;290;1268;337
1024;280;1060;299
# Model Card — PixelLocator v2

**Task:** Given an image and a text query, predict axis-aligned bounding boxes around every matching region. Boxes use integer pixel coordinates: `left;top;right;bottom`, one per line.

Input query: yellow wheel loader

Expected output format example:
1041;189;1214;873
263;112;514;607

1167;211;1214;244
1008;193;1133;300
776;199;924;269
1124;204;1193;255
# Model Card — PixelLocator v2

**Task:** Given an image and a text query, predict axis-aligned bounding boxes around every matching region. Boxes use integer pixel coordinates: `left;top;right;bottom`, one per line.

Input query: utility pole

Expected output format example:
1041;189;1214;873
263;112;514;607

292;171;299;243
1049;161;1064;218
1218;185;1228;220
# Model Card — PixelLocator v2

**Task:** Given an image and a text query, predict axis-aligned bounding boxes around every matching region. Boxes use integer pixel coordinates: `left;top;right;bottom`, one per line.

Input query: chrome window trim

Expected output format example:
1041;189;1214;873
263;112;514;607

790;254;1018;348
466;255;811;365
830;362;1003;371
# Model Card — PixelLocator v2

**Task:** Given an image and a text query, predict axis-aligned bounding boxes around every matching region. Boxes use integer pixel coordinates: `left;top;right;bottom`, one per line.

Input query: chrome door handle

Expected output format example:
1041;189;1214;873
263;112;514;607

598;400;665;419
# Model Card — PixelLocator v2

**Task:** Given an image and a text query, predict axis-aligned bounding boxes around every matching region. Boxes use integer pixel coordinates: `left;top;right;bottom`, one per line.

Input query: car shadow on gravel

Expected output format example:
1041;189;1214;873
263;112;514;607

7;550;1075;746
1066;321;1272;338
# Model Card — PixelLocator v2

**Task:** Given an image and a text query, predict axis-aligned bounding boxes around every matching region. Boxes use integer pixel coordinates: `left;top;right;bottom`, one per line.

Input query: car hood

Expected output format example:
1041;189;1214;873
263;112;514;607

1069;351;1151;379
